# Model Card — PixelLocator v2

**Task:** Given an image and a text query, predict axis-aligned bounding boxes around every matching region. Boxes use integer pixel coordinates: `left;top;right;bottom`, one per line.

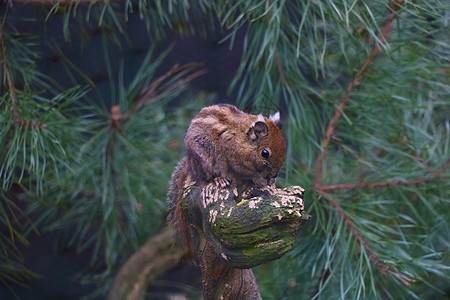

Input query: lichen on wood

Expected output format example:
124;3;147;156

179;178;309;298
181;178;310;269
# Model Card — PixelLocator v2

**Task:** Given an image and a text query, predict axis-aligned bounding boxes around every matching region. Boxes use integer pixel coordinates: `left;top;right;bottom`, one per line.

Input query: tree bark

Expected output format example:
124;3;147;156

180;180;309;299
197;232;262;300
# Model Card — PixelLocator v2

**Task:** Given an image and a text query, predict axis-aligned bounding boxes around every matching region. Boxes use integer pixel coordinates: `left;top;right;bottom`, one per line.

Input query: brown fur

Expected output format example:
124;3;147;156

185;104;286;187
167;104;286;255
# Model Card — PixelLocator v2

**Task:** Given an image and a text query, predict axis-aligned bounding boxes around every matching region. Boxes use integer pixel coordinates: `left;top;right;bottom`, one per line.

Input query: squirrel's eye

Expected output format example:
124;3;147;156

261;148;271;159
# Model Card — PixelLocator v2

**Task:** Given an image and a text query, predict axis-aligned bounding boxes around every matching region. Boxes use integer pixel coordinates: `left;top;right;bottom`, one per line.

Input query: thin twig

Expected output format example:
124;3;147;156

310;0;418;290
319;164;447;192
129;63;207;115
109;63;207;135
319;157;448;192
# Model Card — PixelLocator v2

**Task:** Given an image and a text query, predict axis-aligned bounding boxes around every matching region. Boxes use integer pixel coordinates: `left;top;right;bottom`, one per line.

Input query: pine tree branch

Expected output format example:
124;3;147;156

311;1;421;292
313;0;402;190
129;63;207;115
109;63;207;134
1;24;46;129
317;190;415;287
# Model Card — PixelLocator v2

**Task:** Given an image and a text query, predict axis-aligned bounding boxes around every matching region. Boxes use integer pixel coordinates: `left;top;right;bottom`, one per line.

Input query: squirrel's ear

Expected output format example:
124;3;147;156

248;114;269;141
269;112;282;130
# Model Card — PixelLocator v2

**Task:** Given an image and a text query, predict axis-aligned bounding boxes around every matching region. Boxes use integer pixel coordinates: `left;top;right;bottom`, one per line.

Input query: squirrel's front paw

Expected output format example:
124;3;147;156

214;177;231;188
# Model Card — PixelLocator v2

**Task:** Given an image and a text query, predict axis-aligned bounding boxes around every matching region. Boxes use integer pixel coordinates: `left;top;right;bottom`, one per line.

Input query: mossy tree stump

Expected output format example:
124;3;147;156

181;176;310;299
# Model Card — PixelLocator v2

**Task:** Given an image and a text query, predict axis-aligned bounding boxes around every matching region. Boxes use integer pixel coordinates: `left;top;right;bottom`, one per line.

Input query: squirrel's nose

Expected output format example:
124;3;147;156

266;174;277;185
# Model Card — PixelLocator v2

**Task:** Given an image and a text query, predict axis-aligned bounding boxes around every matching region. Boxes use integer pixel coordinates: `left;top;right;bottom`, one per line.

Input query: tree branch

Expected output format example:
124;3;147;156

319;162;448;192
108;227;188;300
311;0;419;291
317;190;415;287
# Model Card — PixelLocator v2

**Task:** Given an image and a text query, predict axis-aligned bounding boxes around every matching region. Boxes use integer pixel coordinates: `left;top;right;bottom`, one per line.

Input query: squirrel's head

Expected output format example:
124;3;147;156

242;112;286;187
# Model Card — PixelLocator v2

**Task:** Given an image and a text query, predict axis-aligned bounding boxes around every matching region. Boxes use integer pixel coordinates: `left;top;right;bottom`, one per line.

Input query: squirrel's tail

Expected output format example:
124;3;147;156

167;157;195;256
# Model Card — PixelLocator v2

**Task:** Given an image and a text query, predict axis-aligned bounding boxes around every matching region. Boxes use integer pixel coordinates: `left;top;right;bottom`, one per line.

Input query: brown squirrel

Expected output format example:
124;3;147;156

167;104;286;254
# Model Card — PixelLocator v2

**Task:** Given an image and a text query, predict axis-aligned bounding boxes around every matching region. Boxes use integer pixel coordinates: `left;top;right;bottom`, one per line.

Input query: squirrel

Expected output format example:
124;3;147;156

167;104;286;254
